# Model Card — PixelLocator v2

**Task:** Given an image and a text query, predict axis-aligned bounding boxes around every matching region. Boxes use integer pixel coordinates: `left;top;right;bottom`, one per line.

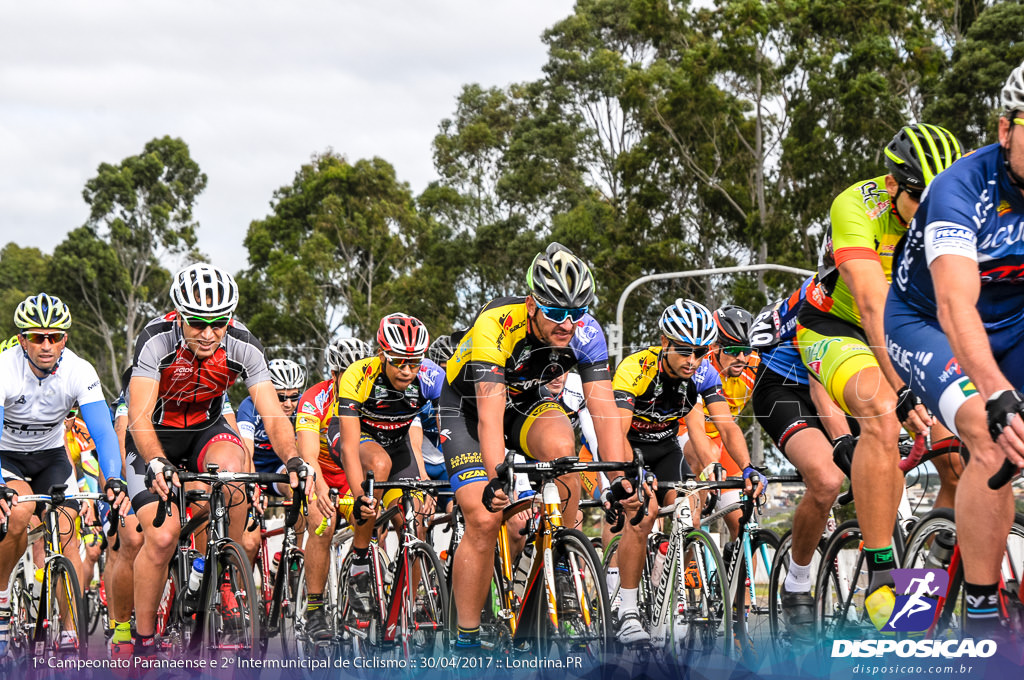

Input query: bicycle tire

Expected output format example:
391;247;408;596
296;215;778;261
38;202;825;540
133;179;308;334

404;540;449;656
5;564;34;664
768;529;825;659
279;550;304;658
201;540;260;660
667;528;732;657
41;554;87;661
814;519;872;644
731;528;779;660
539;528;611;659
602;531;661;636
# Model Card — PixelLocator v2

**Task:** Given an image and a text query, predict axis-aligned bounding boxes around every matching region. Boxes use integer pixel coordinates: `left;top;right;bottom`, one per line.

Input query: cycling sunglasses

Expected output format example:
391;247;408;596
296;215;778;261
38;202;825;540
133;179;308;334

537;304;588;324
670;343;710;358
277;392;300;403
183;315;230;330
20;331;67;345
384;353;422;370
722;345;753;357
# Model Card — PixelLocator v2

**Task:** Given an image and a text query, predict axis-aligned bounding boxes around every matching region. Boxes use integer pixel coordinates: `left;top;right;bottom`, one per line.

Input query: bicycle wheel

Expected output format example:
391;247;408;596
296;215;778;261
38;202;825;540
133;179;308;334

668;529;731;657
5;564;34;665
41;555;87;660
201;540;260;659
731;528;779;660
768;530;825;659
815;520;873;644
540;528;611;659
404;541;448;656
279;550;305;658
901;508;961;637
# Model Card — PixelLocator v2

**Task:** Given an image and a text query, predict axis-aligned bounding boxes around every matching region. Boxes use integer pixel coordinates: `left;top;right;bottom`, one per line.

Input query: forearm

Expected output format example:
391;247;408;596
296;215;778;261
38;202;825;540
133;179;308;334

264;417;299;460
719;422;752;469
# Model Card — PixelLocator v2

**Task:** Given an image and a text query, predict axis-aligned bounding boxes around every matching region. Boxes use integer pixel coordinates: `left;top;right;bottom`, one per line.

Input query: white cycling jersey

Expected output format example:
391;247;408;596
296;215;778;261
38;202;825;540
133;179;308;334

0;347;106;452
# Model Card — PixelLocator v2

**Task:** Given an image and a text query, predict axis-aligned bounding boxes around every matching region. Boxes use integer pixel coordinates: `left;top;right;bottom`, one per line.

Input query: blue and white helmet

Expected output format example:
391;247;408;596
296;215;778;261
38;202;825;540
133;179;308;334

659;299;718;346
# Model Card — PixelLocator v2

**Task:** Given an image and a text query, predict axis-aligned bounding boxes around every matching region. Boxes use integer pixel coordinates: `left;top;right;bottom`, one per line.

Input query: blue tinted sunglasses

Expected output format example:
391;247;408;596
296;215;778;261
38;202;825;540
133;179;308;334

537;304;588;324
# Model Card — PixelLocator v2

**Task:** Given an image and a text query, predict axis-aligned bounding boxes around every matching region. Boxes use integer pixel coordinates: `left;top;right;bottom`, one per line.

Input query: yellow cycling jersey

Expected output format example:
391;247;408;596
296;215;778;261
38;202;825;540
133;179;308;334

446;296;611;409
703;351;760;440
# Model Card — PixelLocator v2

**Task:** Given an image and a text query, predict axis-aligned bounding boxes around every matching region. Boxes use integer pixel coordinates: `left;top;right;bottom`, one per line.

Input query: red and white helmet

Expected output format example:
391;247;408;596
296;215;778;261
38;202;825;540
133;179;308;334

377;313;429;358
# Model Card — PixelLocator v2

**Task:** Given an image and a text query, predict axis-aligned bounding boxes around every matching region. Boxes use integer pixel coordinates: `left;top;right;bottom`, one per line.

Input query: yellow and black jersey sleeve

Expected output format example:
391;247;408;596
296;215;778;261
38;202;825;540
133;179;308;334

447;297;529;392
612;347;661;410
335;356;384;417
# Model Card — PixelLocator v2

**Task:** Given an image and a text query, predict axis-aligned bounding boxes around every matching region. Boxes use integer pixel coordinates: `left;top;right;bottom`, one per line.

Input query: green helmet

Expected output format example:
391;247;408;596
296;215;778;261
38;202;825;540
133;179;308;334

884;123;963;190
13;293;72;330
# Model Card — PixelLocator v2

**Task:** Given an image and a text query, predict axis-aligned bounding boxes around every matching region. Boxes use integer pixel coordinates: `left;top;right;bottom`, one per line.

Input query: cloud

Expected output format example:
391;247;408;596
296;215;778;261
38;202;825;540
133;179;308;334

0;0;574;274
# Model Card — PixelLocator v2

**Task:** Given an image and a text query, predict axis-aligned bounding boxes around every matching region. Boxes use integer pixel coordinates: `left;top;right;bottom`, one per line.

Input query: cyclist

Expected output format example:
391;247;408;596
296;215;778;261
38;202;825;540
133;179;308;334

796;122;963;629
124;263;314;658
0;294;128;655
62;406;104;595
332;314;442;619
442;242;626;653
885;61;1024;639
295;337;370;639
684;305;761;542
750;277;851;638
238;358;306;495
612;298;765;644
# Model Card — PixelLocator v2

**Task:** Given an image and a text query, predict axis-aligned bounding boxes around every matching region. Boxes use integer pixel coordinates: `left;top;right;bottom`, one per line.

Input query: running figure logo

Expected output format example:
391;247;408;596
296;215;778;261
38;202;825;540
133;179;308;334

884;569;950;632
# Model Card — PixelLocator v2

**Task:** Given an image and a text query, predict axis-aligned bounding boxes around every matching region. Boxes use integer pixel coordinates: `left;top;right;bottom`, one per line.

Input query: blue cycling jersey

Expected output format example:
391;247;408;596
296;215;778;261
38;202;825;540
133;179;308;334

236;396;296;466
751;276;813;385
893;143;1024;329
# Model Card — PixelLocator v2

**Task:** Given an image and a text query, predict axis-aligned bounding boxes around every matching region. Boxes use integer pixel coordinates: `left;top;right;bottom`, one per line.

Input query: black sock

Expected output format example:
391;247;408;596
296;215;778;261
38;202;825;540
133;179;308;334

134;634;156;655
963;582;1002;635
455;626;480;648
306;592;324;612
865;546;896;592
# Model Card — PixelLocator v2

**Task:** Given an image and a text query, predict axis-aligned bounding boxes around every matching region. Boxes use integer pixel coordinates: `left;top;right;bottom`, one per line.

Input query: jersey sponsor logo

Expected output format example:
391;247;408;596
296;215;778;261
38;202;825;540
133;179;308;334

866;201;890;220
978;221;1024;251
979;262;1024;283
887;336;915;374
419;367;438;388
998;200;1014;217
173;366;193;376
938;358;962;384
314;388;332;414
14;396;26;405
858;180;883;203
448;451;482;468
575;323;599;345
957;377;978;398
456;469;487;482
86;380;101;391
374;385;388;399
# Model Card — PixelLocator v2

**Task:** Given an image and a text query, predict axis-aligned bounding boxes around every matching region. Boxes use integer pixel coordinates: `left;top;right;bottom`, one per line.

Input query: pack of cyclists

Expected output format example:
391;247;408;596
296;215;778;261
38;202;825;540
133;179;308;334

0;56;1022;667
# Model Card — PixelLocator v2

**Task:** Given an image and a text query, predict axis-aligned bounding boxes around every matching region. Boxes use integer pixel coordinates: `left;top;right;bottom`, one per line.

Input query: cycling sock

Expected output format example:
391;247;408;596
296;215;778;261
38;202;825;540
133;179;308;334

784;559;812;593
606;567;620;597
455;626;480;649
963;582;1001;635
134;634;156;656
619;587;638;614
351;547;371;576
865;546;896;592
306;593;324;612
112;620;132;644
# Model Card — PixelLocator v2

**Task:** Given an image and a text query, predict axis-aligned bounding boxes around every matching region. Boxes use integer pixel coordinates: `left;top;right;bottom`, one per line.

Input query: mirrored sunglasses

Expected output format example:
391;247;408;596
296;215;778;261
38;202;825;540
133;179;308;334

21;331;67;345
537;304;588;324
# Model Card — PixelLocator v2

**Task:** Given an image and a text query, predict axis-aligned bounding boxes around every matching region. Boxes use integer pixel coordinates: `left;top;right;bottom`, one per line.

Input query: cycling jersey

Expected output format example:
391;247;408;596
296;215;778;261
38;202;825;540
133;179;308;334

335;357;443;447
236;395;296;468
295;379;342;476
752;277;813;386
613;348;724;443
807;175;907;326
130;312;270;429
65;417;95;469
703;351;760;439
446;296;611;408
893;143;1024;328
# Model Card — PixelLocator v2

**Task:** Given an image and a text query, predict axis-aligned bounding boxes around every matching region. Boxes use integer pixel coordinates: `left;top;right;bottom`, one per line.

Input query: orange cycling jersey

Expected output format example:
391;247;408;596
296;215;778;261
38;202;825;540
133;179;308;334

703;351;760;476
295;378;348;491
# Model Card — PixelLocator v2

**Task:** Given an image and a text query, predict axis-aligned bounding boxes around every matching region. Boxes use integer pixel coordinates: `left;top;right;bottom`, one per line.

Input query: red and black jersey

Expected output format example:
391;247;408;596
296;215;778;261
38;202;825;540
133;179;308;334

129;312;271;429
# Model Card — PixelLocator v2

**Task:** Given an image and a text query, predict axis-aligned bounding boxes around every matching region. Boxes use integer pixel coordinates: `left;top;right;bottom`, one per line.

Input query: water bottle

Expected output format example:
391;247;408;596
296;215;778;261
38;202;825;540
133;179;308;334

651;541;669;587
925;530;955;570
182;557;205;614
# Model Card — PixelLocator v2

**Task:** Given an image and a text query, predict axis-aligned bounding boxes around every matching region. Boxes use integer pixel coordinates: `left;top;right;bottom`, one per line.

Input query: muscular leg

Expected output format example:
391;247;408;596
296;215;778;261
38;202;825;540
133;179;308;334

783;428;845;567
105;514;142;625
133;502;182;637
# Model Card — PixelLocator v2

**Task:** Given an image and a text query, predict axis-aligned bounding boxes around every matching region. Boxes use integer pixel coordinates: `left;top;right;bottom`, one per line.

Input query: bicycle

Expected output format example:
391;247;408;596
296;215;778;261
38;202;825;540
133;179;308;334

151;463;307;661
460;453;637;659
900;507;1024;639
254;495;306;657
2;486;102;670
334;474;449;659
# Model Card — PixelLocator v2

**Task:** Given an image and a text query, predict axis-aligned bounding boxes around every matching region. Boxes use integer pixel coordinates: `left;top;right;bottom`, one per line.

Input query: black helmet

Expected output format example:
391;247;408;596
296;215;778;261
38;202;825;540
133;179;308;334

712;305;753;345
527;242;595;309
428;334;455;365
884;124;963;190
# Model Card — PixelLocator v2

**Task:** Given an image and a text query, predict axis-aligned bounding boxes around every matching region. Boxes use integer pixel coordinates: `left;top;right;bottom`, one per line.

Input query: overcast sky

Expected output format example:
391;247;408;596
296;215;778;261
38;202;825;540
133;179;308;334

0;1;575;274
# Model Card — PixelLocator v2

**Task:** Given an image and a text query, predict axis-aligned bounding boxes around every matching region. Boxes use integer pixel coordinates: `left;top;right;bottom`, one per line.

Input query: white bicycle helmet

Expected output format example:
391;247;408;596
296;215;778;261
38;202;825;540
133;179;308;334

268;358;306;390
325;338;372;373
1002;59;1024;114
170;263;239;318
659;299;718;346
